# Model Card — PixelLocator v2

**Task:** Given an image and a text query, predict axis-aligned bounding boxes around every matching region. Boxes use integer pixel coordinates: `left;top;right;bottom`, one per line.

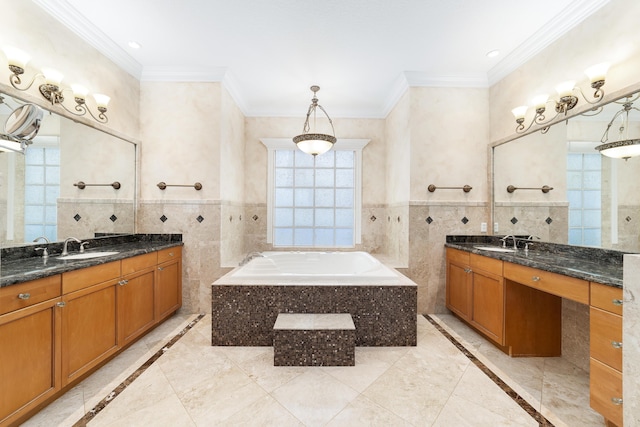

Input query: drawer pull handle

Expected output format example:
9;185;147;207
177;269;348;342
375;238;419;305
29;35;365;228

169;252;174;257
158;267;164;271
612;299;623;306
56;301;66;308
118;279;129;286
532;276;541;282
464;268;472;274
611;397;623;405
611;341;623;349
18;293;31;300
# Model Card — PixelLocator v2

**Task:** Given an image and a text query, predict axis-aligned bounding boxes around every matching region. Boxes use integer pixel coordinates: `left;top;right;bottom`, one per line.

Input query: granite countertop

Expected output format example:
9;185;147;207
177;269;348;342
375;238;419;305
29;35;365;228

445;235;626;289
1;234;183;288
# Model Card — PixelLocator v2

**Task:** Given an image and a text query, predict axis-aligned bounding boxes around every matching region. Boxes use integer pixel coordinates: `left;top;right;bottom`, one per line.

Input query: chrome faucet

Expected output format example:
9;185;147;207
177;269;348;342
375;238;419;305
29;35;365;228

33;236;51;258
33;236;51;244
61;237;82;256
500;235;517;250
239;251;264;266
524;235;540;252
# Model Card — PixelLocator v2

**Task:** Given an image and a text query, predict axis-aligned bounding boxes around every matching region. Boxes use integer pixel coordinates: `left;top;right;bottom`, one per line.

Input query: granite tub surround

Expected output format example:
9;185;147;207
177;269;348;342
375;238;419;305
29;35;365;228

273;313;356;366
0;234;182;287
445;235;626;287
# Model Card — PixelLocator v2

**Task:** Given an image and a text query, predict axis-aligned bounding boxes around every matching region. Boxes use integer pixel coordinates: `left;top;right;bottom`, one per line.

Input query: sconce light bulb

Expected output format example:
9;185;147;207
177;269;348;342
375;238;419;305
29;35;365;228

41;67;64;87
93;93;110;109
585;62;610;84
531;94;549;109
2;46;31;70
511;105;528;121
555;81;575;98
71;84;89;101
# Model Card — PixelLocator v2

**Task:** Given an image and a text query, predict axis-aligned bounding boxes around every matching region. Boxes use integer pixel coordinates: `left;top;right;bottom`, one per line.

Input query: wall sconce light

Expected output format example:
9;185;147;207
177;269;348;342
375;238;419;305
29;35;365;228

596;93;640;160
512;63;609;134
292;85;337;156
2;46;110;123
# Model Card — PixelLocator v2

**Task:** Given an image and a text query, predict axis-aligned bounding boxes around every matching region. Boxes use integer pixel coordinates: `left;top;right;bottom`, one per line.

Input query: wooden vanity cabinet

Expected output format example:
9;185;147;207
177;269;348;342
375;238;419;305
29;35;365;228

446;248;505;345
0;276;62;427
156;247;182;322
589;282;623;426
119;253;157;346
61;262;121;386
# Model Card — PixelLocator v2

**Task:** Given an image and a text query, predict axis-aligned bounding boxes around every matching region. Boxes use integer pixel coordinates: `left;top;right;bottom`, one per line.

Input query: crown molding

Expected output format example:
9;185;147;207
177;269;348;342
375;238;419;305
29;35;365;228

488;0;611;85
381;73;410;118
33;0;143;79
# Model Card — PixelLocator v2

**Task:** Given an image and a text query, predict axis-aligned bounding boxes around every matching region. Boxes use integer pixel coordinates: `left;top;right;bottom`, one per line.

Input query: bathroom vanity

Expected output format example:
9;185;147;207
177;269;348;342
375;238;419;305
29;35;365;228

445;236;624;426
0;235;182;427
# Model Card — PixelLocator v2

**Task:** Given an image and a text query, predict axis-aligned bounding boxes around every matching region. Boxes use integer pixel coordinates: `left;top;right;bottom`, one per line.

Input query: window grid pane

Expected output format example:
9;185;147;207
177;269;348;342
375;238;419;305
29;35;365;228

24;146;60;242
273;150;355;247
567;152;601;246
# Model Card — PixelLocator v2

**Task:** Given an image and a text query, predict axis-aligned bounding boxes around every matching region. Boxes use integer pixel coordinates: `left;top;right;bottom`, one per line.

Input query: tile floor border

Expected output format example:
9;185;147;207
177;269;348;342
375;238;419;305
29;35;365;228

72;313;206;427
423;314;555;427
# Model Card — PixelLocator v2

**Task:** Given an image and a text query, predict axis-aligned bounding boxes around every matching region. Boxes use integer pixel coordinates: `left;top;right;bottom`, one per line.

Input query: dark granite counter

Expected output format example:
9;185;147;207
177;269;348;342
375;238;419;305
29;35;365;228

445;235;629;289
1;234;183;288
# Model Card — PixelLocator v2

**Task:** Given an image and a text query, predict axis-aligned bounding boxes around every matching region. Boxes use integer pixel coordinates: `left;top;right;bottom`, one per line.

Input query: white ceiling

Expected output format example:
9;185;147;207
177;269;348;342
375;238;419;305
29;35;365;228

35;0;610;118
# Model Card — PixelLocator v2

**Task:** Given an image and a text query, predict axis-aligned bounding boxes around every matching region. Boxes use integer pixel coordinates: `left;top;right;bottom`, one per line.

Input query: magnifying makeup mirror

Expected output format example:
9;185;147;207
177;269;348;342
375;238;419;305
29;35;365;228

1;103;43;153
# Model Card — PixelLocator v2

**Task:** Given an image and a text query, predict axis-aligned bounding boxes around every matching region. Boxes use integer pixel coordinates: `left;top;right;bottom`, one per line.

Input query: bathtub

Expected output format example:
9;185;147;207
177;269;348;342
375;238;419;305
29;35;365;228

228;251;399;282
212;251;417;346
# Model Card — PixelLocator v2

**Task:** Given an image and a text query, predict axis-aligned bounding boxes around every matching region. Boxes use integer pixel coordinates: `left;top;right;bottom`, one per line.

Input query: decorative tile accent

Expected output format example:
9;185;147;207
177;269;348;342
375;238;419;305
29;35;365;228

229;215;233;222
252;214;259;221
196;215;204;223
73;214;81;222
426;216;433;224
397;216;401;222
109;214;118;222
626;216;632;222
370;215;377;222
160;215;168;223
461;217;469;224
239;215;242;221
511;217;518;224
546;217;553;224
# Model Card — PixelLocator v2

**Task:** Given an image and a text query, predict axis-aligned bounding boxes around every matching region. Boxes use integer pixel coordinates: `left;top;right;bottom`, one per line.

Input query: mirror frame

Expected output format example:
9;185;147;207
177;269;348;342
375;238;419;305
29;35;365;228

489;81;640;238
0;81;141;244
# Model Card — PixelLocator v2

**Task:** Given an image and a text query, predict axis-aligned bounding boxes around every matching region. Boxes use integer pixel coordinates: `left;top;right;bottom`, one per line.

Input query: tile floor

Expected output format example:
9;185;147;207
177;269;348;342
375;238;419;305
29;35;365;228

21;313;604;427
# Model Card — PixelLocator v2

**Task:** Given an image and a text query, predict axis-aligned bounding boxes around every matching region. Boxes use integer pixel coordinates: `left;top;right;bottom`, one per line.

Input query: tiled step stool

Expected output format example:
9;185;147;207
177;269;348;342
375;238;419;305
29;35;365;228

273;313;356;366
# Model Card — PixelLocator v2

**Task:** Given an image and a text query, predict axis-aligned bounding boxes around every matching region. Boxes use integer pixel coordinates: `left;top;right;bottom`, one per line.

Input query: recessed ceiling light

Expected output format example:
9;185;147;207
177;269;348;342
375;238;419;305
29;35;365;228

128;41;141;49
486;49;500;58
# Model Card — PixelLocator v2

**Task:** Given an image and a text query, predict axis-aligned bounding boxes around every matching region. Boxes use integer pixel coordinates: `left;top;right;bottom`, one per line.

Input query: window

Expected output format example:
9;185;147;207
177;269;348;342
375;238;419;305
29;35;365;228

24;138;60;242
567;151;601;246
261;138;369;248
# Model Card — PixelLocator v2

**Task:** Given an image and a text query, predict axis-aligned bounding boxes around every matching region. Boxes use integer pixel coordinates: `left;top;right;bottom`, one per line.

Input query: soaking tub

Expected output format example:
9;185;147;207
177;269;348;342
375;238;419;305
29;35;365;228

212;251;417;346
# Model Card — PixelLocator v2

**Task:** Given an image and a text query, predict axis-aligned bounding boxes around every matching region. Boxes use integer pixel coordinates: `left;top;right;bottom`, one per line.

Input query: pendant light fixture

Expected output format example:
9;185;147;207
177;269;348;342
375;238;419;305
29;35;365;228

596;94;640;160
292;85;337;156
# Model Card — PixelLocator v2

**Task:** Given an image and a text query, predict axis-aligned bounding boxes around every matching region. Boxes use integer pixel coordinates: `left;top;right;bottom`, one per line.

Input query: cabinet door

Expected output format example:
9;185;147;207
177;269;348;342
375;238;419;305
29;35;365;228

446;260;472;321
156;259;182;322
590;357;623;426
471;270;505;345
118;267;155;346
0;299;61;426
61;280;119;386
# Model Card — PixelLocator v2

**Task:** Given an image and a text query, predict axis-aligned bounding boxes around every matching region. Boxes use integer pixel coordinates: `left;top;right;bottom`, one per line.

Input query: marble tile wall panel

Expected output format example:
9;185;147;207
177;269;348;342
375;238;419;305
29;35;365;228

408;203;489;314
211;285;417;347
623;254;640;425
58;200;134;241
385;204;409;266
138;201;227;314
493;203;568;243
561;299;590;372
220;203;246;266
613;204;640;252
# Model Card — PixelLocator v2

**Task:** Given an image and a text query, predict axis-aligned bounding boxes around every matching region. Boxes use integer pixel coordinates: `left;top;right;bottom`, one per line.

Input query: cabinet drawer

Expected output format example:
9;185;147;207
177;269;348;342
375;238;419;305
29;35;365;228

62;261;121;294
470;253;502;276
590;358;623;426
121;252;157;275
590;307;622;372
446;248;469;265
591;282;623;315
503;262;589;304
157;246;181;264
0;275;62;315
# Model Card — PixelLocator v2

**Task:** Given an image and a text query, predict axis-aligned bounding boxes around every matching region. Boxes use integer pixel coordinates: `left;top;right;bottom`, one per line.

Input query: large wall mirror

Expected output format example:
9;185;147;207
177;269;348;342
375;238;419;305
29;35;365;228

492;90;640;253
0;91;136;248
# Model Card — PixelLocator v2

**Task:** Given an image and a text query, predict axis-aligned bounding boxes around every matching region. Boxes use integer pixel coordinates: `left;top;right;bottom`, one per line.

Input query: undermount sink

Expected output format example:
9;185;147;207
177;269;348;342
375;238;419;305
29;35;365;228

473;245;516;253
57;251;119;260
